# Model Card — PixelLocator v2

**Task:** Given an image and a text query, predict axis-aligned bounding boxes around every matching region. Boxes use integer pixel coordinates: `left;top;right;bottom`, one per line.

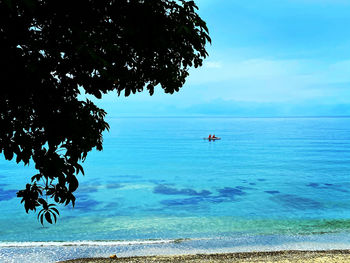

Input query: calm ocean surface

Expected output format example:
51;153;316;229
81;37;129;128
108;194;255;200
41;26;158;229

0;117;350;262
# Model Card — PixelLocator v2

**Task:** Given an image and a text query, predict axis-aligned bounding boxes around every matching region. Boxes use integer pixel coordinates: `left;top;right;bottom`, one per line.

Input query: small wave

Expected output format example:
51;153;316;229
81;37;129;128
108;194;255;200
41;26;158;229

0;239;181;248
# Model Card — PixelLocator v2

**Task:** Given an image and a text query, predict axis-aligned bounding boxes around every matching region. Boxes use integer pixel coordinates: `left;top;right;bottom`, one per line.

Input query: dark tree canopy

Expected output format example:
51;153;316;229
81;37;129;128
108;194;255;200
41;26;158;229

0;0;210;224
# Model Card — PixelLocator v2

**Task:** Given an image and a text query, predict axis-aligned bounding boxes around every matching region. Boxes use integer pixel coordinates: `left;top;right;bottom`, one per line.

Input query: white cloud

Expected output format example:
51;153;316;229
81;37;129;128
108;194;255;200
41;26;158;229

185;58;350;103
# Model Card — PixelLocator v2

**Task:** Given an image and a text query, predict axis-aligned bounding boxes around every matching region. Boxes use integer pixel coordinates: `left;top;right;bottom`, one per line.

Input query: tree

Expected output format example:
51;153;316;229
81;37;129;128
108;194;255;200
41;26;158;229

0;0;210;224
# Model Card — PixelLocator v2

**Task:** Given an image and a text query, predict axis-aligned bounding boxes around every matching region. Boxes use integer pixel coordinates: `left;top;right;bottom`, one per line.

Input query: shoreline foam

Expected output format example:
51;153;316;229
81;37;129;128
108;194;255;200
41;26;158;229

0;239;178;248
3;234;350;262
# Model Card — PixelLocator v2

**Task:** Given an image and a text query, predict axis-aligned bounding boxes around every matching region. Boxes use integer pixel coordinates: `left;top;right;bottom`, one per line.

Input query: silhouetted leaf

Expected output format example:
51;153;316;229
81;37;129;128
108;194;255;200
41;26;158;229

31;174;42;182
75;163;85;176
38;198;46;206
147;84;154;96
69;176;79;192
45;212;52;224
4;148;13;161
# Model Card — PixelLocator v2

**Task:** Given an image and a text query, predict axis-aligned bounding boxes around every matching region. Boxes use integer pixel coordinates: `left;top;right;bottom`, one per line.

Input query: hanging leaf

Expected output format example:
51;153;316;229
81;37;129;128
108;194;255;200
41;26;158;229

45;212;52;224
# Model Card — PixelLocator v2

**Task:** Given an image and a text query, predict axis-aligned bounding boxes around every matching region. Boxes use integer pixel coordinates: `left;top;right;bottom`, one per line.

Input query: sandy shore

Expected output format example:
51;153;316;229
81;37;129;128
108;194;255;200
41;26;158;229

60;250;350;263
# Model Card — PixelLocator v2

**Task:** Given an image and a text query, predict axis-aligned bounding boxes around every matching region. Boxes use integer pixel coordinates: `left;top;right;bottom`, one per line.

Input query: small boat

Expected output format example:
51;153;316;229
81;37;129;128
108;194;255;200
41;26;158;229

204;137;221;141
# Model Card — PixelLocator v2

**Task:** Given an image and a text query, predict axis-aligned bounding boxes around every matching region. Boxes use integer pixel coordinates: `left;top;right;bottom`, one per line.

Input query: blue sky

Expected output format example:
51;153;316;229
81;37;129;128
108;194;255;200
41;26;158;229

93;0;350;116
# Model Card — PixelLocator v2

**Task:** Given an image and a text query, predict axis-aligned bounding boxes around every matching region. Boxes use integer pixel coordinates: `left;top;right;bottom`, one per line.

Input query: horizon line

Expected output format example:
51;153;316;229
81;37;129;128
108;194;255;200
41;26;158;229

106;115;350;119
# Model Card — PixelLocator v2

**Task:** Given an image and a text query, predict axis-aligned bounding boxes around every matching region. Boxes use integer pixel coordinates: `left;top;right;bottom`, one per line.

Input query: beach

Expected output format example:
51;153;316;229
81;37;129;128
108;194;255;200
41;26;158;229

60;250;350;263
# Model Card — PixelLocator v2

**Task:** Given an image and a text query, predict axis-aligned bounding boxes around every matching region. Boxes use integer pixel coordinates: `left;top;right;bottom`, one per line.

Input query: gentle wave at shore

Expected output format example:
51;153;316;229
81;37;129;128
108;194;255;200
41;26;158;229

0;239;179;248
3;234;350;262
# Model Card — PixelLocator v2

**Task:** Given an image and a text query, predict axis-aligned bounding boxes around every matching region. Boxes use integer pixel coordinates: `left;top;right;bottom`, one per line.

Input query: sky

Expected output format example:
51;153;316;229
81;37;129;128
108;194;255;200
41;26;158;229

92;0;350;117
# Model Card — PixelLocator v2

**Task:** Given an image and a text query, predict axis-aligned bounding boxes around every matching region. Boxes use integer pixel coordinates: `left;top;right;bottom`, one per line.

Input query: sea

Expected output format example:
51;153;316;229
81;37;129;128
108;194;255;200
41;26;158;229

0;117;350;262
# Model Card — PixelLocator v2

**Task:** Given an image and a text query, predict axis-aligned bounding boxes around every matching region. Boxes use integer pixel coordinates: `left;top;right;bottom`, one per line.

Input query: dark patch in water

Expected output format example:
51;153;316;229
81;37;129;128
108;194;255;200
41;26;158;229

154;185;211;197
74;199;100;212
0;187;17;201
161;197;203;206
84;186;99;193
236;186;255;190
306;182;348;193
161;194;231;207
265;190;280;195
105;183;122;189
249;183;256;186
307;183;319;188
160;186;252;208
207;196;227;203
257;179;266;181
149;179;167;184
75;193;90;200
217;187;246;199
77;184;100;194
103;202;119;209
106;175;143;184
270;194;323;210
118;175;142;178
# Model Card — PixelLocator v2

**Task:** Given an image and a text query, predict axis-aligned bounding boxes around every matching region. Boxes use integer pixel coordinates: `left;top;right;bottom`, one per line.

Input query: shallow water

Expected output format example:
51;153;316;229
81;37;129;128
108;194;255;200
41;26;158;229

0;117;350;261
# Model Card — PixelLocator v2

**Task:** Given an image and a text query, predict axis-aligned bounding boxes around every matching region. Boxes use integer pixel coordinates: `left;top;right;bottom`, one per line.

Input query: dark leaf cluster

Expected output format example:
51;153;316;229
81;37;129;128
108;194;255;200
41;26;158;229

0;0;210;223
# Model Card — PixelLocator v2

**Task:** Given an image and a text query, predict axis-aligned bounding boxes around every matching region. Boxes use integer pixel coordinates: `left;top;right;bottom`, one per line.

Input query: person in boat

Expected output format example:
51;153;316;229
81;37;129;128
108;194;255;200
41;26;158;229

208;134;212;140
212;134;217;139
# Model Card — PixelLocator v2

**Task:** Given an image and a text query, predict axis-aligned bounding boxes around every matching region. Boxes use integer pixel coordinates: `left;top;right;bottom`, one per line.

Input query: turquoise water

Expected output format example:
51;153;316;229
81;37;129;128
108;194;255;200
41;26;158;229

0;117;350;262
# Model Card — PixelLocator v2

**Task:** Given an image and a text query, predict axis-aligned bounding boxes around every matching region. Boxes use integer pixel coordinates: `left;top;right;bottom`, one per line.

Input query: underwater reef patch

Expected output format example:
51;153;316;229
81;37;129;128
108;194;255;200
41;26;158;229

0;187;17;201
270;194;323;210
154;185;211;197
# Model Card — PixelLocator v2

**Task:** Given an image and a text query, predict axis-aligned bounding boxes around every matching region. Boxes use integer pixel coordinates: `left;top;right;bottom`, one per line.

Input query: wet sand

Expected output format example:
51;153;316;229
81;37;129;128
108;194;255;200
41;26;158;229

60;249;350;263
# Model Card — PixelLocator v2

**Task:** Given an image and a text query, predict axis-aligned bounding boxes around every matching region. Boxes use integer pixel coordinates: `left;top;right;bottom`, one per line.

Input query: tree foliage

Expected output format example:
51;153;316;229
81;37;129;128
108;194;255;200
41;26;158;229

0;0;210;224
